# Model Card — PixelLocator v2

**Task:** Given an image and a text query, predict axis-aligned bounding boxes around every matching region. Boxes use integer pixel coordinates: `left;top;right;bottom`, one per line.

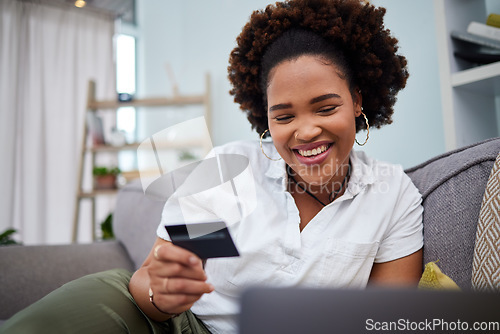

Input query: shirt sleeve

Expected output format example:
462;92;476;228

374;169;424;263
156;197;181;241
156;148;220;241
156;142;258;242
156;193;221;241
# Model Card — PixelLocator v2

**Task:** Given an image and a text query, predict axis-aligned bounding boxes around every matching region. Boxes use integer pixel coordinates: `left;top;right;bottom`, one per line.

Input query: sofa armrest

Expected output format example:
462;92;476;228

0;241;134;319
406;137;500;288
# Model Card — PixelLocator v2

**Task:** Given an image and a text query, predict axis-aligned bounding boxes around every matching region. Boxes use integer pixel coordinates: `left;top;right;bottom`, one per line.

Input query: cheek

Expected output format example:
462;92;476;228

324;115;357;136
268;125;286;145
268;126;293;154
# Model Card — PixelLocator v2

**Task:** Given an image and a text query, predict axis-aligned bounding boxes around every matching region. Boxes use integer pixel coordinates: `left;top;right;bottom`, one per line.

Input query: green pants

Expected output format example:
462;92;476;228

0;269;211;334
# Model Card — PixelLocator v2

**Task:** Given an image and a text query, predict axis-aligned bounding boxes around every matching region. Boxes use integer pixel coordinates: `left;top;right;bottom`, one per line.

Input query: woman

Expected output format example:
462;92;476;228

129;0;422;332
0;0;422;333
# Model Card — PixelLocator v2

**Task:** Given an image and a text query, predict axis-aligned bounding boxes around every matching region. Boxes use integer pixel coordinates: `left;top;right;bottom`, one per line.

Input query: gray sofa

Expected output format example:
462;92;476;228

1;137;499;321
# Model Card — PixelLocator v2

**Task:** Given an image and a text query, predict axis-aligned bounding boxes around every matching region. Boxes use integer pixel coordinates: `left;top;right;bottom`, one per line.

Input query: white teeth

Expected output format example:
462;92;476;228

298;144;329;157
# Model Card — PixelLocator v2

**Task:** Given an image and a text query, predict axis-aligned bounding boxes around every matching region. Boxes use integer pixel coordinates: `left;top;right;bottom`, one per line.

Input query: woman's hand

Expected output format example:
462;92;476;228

148;241;214;315
129;238;214;321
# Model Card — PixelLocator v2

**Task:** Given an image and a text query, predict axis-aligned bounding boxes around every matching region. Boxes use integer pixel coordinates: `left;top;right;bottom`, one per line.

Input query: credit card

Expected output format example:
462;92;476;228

165;221;239;259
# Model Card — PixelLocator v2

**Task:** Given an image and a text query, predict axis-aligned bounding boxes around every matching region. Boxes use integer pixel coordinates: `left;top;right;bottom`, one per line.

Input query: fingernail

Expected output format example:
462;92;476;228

189;256;199;265
208;284;215;292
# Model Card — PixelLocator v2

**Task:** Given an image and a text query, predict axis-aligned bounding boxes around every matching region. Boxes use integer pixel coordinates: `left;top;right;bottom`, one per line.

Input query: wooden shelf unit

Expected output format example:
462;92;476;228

73;74;212;242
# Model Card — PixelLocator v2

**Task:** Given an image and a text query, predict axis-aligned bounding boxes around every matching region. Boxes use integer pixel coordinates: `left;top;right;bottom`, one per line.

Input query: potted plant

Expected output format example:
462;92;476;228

0;228;21;246
93;166;121;190
100;213;115;240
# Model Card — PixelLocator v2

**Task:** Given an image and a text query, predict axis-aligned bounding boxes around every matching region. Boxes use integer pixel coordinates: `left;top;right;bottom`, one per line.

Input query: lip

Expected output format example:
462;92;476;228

292;141;333;166
292;141;332;151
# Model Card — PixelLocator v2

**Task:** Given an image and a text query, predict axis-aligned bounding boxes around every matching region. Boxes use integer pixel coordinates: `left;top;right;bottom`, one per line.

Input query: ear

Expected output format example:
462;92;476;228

353;89;363;117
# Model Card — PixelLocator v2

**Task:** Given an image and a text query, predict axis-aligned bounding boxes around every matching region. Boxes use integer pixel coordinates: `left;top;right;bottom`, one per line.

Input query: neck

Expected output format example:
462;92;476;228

287;162;351;206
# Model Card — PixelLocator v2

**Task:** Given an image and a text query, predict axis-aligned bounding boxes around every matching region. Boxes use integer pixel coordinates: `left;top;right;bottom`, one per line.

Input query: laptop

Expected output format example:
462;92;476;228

238;287;500;334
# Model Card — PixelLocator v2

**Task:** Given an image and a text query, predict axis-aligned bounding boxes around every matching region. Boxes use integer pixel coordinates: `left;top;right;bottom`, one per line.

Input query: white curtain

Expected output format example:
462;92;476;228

0;0;115;244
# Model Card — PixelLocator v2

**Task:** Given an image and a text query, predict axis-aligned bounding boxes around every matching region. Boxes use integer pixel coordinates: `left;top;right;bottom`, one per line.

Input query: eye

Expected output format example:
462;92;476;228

274;115;294;122
317;106;337;115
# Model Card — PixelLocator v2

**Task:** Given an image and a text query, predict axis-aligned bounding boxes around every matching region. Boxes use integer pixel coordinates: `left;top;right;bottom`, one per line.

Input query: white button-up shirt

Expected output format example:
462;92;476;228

157;140;423;333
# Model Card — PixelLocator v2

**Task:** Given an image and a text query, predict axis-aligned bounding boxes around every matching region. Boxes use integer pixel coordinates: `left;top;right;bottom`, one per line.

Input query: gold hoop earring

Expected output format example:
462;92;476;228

260;129;282;161
355;111;370;146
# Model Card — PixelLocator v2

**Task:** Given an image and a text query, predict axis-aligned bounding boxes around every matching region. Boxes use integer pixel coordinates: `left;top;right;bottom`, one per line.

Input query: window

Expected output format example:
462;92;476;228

115;34;136;143
115;34;137;171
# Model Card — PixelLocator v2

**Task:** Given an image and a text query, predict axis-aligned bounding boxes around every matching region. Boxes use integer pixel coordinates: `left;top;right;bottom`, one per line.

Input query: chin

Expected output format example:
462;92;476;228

304;175;334;187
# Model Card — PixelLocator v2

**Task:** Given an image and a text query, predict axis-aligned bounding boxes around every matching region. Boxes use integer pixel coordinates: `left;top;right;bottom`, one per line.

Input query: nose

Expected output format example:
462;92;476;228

295;120;322;143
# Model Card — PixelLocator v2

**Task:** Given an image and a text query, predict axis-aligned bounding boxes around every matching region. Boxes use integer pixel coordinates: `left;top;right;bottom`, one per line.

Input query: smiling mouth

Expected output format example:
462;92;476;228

296;143;332;157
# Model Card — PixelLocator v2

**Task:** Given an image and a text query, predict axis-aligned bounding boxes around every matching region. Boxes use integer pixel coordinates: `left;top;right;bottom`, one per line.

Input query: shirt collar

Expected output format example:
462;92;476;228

264;142;287;180
345;150;376;197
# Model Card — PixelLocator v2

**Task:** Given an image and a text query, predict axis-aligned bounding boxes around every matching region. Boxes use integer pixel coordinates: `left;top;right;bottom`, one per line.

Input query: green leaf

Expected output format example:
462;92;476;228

100;213;115;240
93;166;121;176
0;228;21;246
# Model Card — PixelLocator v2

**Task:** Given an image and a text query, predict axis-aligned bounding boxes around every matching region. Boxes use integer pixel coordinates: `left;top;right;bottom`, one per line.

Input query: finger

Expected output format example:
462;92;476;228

157;277;214;296
154;243;202;267
152;293;202;314
153;245;162;260
149;260;207;281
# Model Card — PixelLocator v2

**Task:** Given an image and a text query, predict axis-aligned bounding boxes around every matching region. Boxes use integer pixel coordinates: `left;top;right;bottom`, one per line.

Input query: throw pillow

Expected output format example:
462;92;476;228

418;261;460;290
471;153;500;290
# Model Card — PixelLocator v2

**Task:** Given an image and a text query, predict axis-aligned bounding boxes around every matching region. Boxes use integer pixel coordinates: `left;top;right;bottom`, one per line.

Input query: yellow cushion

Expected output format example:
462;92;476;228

418;261;460;290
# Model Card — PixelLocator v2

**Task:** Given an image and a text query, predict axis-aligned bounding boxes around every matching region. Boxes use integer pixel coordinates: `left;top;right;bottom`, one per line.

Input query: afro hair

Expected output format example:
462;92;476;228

228;0;409;137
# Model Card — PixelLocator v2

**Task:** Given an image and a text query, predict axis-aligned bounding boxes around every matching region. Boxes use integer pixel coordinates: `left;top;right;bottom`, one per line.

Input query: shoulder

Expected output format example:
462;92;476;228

211;140;276;170
206;140;278;183
213;139;261;155
351;150;407;182
350;150;420;200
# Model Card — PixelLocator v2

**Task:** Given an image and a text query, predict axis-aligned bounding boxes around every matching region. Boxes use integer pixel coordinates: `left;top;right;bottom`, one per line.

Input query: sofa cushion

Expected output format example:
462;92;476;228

0;241;134;319
405;137;500;289
114;181;166;269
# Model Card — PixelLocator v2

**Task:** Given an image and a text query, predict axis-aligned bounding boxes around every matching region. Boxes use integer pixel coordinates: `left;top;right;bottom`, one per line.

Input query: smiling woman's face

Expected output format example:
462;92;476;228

266;55;361;187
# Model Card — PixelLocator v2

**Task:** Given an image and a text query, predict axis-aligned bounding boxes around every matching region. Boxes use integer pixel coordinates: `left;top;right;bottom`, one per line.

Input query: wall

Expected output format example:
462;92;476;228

368;0;444;167
135;0;444;169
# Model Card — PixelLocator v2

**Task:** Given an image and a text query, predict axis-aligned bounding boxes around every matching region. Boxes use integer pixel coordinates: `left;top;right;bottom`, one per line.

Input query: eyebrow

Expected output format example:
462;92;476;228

310;93;340;104
269;103;292;112
269;93;341;113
